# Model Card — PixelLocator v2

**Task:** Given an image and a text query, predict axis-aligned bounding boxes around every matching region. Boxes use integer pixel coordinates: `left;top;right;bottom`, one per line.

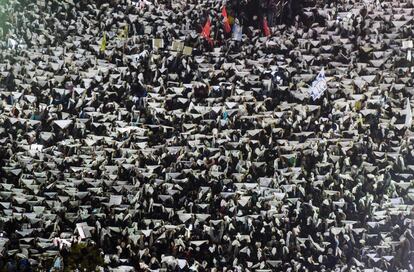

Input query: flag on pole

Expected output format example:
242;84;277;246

405;98;412;128
263;17;271;37
100;32;107;52
221;6;231;33
201;17;213;46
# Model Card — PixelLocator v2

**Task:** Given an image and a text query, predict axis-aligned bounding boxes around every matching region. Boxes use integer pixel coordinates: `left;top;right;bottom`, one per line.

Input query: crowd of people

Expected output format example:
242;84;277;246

0;0;413;271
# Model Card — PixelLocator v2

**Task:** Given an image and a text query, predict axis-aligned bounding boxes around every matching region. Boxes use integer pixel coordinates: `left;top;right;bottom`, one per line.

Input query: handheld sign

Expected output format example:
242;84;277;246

402;40;413;49
183;46;193;56
172;40;184;52
308;68;327;101
152;38;164;49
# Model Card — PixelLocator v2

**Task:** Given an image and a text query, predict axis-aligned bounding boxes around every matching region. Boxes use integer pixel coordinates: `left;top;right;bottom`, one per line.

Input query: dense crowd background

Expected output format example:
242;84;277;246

0;0;414;271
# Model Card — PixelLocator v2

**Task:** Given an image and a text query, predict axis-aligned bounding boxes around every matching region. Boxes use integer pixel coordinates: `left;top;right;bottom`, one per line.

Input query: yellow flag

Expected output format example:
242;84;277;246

355;100;362;111
358;116;364;126
123;24;128;40
228;15;234;25
118;25;128;40
100;32;106;52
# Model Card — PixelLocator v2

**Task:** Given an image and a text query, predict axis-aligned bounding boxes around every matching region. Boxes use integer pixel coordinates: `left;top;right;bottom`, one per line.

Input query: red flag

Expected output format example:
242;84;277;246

263;17;271;37
222;6;231;33
201;17;213;46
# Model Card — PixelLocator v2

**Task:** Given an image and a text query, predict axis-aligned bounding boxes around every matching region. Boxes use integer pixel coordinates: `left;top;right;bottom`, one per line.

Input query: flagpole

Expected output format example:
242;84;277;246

215;20;219;48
